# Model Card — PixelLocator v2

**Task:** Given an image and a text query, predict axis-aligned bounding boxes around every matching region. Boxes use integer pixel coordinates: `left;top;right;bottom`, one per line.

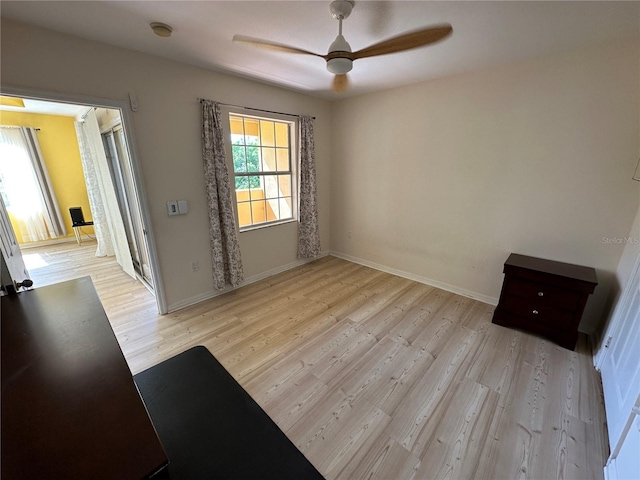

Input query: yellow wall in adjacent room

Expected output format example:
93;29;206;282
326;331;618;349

0;110;94;244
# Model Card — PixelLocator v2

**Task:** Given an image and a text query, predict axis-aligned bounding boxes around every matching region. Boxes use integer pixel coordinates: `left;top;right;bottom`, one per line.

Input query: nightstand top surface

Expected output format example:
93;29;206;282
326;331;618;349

505;253;598;285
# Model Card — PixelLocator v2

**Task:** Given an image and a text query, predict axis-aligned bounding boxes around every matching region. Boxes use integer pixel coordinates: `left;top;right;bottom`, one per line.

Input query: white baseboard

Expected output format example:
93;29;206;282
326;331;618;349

20;236;77;249
166;251;330;313
329;250;499;306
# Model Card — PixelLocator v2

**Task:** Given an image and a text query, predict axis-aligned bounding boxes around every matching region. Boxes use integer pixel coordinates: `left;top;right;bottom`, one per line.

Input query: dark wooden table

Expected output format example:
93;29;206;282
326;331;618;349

1;277;168;479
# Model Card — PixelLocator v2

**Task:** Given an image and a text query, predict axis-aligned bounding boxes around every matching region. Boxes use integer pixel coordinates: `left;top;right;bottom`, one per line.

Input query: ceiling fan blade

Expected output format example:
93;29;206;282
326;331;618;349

351;24;452;60
332;74;349;93
233;35;323;57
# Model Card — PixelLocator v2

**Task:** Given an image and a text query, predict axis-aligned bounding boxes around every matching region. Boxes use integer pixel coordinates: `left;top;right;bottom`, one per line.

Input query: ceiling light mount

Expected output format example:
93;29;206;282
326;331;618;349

329;0;354;21
150;22;173;38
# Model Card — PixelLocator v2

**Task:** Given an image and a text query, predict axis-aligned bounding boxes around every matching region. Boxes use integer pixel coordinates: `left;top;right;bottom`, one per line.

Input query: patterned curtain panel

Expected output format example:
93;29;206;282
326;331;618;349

201;100;244;289
297;116;321;258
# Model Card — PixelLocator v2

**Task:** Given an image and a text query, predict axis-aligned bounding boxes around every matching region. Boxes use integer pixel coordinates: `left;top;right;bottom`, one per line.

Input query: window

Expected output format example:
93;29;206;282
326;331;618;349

229;113;295;230
0;171;9;207
0;127;66;242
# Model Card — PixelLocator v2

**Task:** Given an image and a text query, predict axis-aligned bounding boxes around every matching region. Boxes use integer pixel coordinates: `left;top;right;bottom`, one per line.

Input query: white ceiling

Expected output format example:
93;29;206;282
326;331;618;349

2;1;639;100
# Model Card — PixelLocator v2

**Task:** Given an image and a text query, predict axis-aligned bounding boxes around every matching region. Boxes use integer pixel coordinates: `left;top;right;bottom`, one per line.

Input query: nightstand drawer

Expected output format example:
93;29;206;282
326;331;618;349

501;295;575;330
504;277;580;311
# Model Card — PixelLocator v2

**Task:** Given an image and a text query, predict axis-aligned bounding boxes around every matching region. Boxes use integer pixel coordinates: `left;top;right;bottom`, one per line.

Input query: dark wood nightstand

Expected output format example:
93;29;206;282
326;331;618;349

492;253;598;350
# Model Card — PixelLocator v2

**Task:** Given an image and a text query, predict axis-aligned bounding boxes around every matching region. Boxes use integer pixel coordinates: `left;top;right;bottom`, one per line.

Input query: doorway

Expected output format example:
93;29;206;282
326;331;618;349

0;90;165;313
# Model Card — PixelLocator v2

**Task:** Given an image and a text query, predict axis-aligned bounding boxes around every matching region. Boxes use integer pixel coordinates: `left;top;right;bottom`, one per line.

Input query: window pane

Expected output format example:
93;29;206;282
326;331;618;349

279;197;292;218
237;202;252;227
250;189;264;202
260;120;275;147
246;147;260;172
276;148;290;172
248;176;262;198
232;145;246;173
278;175;291;197
236;189;250;202
235;176;250;190
244;118;259;139
275;122;289;148
263;175;278;199
230;116;245;136
251;200;267;223
266;199;278;221
261;148;275;172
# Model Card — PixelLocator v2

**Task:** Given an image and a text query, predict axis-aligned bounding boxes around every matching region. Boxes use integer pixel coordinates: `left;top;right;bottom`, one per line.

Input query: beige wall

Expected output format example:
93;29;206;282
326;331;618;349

1;18;331;311
2;18;638;335
330;38;640;333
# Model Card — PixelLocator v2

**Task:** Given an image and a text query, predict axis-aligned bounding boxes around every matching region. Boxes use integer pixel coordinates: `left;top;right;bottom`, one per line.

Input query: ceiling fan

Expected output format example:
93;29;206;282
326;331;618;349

233;0;452;93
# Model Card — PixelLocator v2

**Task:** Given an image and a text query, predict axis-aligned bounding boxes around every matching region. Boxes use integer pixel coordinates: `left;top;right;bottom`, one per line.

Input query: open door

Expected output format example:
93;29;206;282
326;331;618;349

600;252;640;479
101;122;154;288
0;198;31;293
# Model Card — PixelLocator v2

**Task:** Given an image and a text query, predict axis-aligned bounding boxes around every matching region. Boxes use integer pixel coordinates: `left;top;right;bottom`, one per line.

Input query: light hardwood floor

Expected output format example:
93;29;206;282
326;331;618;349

22;241;609;480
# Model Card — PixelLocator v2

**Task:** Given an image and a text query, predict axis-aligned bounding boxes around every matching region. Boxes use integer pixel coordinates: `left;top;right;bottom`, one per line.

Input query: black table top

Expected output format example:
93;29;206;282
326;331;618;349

1;277;167;479
136;346;325;480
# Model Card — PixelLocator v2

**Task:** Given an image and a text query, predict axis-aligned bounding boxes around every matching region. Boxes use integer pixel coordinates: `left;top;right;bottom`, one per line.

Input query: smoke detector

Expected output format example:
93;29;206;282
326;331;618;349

150;22;173;38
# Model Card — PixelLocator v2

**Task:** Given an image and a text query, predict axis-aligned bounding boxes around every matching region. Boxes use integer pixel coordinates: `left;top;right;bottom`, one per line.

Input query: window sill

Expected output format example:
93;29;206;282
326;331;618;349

238;218;297;233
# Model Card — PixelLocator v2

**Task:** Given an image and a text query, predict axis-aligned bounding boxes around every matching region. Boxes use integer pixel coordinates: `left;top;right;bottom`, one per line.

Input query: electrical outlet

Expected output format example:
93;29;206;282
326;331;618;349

191;261;199;272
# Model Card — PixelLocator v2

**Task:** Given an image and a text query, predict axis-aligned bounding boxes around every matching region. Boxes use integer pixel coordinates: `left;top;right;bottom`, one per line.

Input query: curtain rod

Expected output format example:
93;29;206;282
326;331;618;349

198;98;315;120
0;125;41;131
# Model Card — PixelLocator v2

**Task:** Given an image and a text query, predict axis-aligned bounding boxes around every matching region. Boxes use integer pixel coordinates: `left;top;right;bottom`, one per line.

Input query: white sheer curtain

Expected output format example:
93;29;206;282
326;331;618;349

0;126;66;243
75;109;135;279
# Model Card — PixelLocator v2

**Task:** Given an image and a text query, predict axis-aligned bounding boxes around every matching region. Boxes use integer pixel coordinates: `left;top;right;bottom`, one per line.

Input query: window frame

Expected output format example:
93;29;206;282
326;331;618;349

222;107;298;232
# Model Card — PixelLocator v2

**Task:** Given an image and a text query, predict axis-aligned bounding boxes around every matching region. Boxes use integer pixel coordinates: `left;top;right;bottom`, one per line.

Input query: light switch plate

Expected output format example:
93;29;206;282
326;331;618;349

167;201;178;216
177;200;188;215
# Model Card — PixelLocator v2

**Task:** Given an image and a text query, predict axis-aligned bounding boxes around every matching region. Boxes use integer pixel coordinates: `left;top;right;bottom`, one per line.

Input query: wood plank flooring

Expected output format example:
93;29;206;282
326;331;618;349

21;241;609;479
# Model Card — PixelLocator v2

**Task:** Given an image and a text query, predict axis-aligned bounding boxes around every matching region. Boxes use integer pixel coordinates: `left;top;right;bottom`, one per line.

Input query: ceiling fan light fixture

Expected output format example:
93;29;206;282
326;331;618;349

232;1;452;94
327;57;353;75
150;22;173;37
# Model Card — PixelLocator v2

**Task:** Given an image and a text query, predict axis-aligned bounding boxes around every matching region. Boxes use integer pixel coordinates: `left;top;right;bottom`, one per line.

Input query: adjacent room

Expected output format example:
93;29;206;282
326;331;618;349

1;1;639;479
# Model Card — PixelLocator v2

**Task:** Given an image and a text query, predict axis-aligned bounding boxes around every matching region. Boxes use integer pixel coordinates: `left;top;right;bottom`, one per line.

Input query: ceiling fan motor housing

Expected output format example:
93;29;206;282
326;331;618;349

327;34;353;75
327;33;353;74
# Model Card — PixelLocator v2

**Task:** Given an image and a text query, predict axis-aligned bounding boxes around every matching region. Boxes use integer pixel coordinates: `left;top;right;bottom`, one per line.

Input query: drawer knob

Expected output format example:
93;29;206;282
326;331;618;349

532;309;539;315
538;291;544;297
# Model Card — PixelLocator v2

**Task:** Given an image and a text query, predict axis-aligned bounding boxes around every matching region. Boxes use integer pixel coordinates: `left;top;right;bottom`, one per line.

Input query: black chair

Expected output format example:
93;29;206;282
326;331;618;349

69;207;94;245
